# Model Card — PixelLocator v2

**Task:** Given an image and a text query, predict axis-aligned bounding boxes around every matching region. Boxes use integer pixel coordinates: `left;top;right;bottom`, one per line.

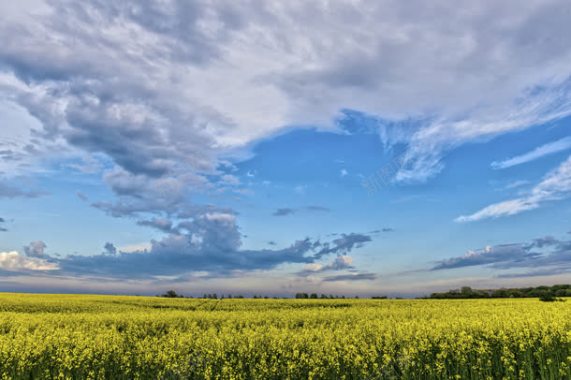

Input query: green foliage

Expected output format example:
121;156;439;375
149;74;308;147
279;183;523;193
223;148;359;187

161;289;181;298
430;284;571;299
539;292;557;302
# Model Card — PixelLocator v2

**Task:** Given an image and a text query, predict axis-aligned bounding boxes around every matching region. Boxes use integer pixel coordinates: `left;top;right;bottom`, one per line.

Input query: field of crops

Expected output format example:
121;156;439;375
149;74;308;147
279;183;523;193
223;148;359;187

0;293;569;379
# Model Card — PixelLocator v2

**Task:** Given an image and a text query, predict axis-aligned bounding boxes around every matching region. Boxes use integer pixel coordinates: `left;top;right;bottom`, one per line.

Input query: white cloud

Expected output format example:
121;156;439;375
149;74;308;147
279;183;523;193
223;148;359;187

301;255;354;274
331;255;353;269
492;136;571;169
294;185;306;195
203;212;236;223
303;263;323;272
0;251;59;271
1;0;571;186
502;180;530;190
457;155;571;222
118;242;152;254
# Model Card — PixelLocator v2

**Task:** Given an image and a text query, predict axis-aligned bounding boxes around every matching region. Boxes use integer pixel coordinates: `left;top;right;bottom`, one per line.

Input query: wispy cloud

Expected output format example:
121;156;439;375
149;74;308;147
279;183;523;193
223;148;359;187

456;155;571;222
272;208;296;217
492;136;571;169
397;80;571;182
0;181;45;199
501;180;530;190
272;206;330;217
305;206;330;213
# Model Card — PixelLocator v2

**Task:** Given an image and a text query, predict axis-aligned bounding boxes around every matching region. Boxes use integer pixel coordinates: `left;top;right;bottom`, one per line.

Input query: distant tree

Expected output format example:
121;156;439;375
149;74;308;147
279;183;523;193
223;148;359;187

309;293;318;299
492;289;509;298
461;286;472;295
162;290;181;298
539;292;557;302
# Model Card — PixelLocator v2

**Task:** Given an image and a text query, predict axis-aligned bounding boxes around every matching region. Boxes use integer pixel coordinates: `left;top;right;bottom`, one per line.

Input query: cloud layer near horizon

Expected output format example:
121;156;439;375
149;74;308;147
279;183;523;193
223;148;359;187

0;211;375;281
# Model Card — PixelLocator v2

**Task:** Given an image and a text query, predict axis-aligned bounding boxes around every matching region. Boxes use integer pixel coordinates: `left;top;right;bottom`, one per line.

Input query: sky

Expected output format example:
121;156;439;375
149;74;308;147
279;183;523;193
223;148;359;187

1;0;571;297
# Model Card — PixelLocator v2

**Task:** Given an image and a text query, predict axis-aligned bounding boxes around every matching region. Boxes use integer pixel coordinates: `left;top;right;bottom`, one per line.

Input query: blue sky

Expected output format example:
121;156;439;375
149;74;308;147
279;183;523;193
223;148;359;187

1;0;571;296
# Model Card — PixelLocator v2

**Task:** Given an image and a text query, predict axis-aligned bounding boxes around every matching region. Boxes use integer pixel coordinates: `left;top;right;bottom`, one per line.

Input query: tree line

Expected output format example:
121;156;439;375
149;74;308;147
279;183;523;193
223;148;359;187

159;284;571;301
428;284;570;301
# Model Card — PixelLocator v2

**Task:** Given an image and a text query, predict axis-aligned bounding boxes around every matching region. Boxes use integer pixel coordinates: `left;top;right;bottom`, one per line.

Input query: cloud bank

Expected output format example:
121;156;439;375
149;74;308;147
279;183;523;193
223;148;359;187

432;235;571;277
8;213;375;280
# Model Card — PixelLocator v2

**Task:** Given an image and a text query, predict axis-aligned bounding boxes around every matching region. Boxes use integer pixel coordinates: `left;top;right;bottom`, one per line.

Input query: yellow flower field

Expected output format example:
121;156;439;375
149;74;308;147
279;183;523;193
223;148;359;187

0;293;569;379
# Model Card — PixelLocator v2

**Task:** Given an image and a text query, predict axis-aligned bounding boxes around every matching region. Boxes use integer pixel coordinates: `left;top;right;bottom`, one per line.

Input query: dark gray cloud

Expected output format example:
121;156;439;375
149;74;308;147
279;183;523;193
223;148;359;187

314;233;372;259
431;244;539;270
0;217;6;232
294;233;373;279
61;239;316;278
90;169;223;219
24;241;47;258
137;218;175;233
432;235;571;277
103;242;117;256
530;236;559;248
